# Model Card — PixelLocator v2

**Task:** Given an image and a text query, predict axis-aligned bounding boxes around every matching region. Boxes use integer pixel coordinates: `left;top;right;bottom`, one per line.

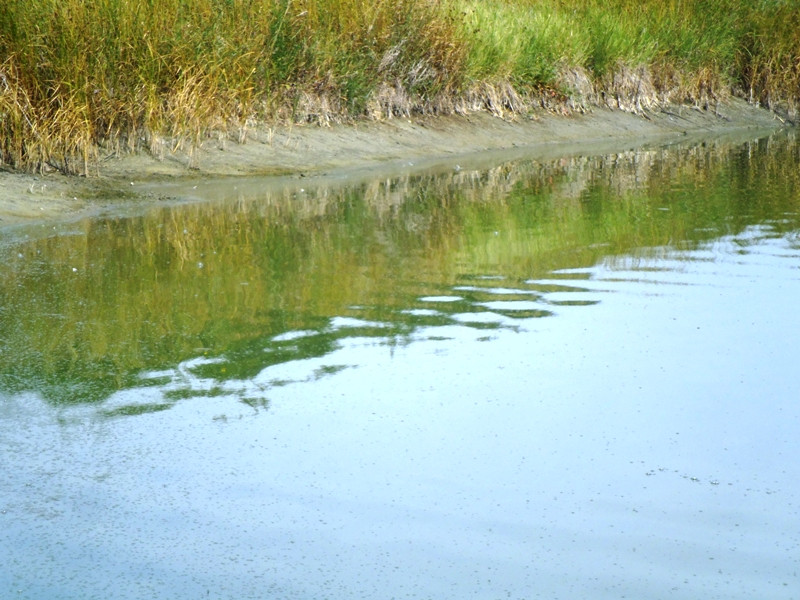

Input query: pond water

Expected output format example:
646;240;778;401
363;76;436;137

1;130;799;600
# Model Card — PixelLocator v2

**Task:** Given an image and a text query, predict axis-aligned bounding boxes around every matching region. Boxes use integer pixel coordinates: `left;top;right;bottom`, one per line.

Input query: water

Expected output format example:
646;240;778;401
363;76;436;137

1;132;799;599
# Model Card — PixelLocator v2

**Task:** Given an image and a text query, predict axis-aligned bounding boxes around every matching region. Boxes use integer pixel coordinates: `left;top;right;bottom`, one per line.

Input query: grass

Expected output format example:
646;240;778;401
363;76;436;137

0;0;798;173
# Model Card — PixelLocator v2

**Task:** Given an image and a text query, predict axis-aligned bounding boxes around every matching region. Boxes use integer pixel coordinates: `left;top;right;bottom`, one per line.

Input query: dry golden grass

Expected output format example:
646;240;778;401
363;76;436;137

0;0;798;174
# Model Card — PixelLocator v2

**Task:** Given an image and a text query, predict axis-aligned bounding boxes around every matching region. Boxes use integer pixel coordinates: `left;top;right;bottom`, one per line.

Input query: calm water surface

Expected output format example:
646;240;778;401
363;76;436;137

1;131;799;599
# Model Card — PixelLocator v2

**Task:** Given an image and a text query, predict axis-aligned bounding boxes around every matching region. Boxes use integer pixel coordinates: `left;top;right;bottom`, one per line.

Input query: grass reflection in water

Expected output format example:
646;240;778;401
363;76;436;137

1;131;798;410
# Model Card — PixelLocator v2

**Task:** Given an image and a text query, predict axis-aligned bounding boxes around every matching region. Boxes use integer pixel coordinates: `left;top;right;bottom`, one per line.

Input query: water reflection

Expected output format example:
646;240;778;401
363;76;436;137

2;130;800;600
1;130;799;412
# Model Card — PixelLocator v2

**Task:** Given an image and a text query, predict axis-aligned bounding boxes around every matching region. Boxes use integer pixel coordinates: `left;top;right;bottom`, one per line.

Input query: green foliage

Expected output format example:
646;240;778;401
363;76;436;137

0;0;798;172
459;1;587;87
580;4;658;76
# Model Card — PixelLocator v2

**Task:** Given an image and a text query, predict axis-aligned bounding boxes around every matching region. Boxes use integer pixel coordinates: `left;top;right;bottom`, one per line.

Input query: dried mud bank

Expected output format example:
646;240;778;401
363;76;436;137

0;98;789;230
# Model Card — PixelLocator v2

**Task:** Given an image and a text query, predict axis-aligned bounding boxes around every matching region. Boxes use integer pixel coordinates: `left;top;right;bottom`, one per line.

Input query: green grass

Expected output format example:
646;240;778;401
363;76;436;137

0;0;798;173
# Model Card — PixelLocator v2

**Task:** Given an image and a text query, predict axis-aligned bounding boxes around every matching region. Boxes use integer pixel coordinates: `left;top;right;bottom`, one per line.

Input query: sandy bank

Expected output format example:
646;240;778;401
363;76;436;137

0;98;788;230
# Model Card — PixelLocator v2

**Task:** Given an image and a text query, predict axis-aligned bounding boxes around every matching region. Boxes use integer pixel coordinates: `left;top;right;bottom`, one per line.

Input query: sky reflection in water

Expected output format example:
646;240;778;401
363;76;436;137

1;132;799;599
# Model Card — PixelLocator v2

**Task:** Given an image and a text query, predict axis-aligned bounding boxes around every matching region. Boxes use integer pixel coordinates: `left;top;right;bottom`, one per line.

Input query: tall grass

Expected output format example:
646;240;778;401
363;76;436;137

0;0;464;172
1;0;798;173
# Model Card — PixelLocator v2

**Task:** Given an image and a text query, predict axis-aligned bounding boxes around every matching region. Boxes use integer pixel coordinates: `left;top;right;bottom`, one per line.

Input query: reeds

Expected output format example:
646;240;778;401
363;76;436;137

1;0;798;173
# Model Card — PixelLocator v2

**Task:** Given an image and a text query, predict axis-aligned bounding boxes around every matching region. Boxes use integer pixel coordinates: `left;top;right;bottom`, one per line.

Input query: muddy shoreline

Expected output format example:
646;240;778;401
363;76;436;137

0;98;789;231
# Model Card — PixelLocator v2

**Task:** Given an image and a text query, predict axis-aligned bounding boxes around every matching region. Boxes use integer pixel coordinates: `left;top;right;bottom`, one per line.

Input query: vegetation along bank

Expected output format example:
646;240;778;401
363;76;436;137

1;0;798;175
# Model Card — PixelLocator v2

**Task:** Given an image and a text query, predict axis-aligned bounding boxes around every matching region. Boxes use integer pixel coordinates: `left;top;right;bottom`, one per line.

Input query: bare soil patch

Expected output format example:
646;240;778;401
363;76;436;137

0;99;787;230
